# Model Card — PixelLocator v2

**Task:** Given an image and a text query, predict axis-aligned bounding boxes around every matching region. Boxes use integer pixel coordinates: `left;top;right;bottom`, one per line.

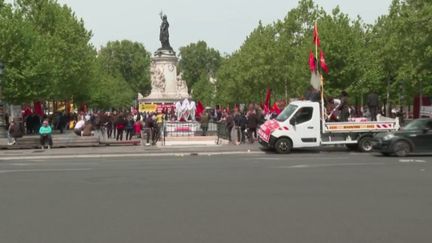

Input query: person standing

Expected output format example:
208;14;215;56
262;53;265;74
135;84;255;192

115;115;126;141
200;111;209;136
7;120;23;145
246;105;259;143
39;120;53;149
134;118;143;139
106;113;113;139
367;92;379;121
339;91;350;122
125;115;135;140
143;115;155;146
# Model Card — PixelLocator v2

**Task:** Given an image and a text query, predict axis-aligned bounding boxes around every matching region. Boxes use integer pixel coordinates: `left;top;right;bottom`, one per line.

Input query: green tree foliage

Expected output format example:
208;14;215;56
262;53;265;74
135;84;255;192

0;0;96;103
215;0;432;106
178;41;222;104
87;61;135;110
97;40;151;96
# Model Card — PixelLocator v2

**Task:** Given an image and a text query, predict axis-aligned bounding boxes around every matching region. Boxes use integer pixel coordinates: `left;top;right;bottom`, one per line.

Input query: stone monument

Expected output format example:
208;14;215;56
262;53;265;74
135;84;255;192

141;13;190;103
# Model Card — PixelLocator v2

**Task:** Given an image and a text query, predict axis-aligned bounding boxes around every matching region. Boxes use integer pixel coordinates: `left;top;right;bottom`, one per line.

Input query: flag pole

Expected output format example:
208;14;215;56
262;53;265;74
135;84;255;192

315;21;326;128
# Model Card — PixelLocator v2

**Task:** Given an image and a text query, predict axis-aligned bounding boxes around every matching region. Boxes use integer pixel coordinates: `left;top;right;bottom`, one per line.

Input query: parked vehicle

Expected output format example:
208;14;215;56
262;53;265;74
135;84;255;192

373;118;432;157
258;101;400;154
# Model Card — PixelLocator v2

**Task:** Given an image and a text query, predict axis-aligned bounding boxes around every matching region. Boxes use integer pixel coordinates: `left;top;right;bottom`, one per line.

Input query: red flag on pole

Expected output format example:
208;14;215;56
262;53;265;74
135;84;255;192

320;50;329;73
309;51;316;73
313;23;320;47
271;102;281;115
196;100;204;117
264;88;271;113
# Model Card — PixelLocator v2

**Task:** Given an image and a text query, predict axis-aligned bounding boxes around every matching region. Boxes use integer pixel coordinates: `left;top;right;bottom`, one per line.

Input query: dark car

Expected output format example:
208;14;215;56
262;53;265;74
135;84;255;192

373;118;432;157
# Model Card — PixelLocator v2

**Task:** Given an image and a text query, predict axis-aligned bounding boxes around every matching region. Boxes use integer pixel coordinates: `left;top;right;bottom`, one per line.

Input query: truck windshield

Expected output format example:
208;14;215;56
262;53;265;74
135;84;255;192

276;104;298;122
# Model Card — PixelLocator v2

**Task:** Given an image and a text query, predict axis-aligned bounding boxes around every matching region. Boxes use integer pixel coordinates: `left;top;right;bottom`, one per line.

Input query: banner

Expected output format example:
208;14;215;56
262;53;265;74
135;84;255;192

139;103;158;113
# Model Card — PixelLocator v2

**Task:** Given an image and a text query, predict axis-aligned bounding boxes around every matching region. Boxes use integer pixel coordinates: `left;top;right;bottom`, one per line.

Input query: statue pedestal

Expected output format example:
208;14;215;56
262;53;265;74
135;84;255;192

142;51;190;103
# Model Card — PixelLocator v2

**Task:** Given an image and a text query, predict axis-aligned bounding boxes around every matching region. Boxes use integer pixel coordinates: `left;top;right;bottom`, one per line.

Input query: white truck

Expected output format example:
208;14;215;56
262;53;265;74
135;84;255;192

258;101;400;153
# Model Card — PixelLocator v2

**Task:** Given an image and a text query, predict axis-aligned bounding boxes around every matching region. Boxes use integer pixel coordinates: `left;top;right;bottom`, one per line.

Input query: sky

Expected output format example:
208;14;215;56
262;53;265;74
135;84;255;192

31;0;394;54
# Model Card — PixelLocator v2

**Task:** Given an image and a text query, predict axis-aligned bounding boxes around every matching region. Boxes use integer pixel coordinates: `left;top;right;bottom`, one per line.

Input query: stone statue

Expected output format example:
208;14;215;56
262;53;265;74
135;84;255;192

159;13;173;51
150;64;166;96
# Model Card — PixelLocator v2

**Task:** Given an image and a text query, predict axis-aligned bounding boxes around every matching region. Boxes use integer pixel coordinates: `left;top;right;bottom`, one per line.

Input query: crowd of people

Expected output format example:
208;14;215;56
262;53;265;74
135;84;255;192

4;88;397;148
200;103;267;145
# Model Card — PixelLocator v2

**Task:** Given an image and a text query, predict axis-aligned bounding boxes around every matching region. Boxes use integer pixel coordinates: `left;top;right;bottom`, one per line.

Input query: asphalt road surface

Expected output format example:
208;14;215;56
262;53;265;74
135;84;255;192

0;151;431;243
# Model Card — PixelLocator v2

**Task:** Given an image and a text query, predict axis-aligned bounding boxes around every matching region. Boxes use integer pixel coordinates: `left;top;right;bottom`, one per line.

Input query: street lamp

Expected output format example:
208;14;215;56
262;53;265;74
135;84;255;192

0;61;7;137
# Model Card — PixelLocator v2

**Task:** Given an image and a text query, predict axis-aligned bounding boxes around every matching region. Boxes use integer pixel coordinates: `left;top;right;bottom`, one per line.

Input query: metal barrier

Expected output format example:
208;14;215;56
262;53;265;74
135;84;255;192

162;121;218;137
216;122;230;144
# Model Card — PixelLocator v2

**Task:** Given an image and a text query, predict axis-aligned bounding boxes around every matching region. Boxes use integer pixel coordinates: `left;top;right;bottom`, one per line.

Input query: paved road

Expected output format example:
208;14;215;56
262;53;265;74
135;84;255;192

0;152;431;243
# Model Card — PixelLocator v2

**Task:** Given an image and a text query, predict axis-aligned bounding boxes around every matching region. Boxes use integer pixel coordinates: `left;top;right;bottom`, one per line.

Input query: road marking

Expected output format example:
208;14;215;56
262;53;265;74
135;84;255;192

399;159;427;163
274;162;385;169
0;168;92;174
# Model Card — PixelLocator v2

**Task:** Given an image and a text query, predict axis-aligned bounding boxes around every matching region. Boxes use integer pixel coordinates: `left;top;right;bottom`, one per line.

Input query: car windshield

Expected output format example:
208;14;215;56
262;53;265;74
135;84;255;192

403;119;429;130
276;104;298;122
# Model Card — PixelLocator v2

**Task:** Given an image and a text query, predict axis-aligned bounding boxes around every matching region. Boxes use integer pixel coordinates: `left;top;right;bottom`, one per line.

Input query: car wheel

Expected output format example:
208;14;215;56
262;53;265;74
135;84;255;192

393;141;410;157
275;138;292;154
358;136;374;152
381;152;391;156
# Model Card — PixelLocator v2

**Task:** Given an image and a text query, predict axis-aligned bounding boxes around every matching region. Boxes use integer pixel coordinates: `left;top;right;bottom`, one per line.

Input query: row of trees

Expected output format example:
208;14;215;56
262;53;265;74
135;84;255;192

0;0;151;110
184;0;432;107
1;0;430;110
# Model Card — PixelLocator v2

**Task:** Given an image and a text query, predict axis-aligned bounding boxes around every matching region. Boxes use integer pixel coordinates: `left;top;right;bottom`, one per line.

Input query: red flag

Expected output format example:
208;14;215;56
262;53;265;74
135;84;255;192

320;50;329;73
313;23;320;47
309;51;316;73
196;100;204;117
33;101;44;116
271;102;281;115
264;88;271;108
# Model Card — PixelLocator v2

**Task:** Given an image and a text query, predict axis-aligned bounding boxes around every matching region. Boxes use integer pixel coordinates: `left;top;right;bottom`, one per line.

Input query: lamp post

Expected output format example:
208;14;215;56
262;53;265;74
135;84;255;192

0;61;6;137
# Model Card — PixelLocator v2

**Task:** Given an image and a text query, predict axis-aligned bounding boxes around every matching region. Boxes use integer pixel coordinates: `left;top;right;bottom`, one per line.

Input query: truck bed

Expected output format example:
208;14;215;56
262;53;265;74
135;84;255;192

323;119;399;133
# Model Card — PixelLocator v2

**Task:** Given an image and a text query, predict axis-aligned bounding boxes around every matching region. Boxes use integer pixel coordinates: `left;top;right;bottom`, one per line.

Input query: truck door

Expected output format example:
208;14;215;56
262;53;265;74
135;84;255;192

289;106;320;147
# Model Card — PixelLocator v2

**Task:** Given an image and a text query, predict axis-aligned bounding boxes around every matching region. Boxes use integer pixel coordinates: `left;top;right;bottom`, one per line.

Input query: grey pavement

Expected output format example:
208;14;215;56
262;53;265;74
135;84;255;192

0;152;431;243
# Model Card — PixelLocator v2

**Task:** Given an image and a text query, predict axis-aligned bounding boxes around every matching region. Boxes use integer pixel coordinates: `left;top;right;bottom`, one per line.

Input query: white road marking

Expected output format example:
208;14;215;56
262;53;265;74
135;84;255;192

0;168;92;174
274;162;385;169
399;159;427;163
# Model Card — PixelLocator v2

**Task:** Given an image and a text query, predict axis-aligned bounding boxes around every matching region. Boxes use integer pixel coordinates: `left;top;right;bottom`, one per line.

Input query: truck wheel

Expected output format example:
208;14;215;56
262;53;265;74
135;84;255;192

358;136;373;152
393;141;410;157
275;138;292;154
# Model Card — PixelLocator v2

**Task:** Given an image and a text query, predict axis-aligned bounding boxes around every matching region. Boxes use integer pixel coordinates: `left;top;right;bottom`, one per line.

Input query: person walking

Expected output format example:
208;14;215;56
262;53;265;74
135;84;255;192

367;92;379;121
39;120;53;149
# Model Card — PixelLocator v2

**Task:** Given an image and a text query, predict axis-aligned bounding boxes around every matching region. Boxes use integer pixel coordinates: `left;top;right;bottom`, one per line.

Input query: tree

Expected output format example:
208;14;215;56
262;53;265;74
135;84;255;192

178;41;222;97
98;40;151;96
0;0;96;104
88;61;135;110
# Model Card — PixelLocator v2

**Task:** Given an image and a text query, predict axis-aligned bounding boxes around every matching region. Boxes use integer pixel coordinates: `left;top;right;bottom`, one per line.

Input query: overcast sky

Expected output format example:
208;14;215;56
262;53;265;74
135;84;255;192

50;0;392;54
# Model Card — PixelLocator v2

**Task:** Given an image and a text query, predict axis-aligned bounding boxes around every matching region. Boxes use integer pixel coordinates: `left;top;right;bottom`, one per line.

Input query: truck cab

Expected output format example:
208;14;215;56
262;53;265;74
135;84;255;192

258;101;320;152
